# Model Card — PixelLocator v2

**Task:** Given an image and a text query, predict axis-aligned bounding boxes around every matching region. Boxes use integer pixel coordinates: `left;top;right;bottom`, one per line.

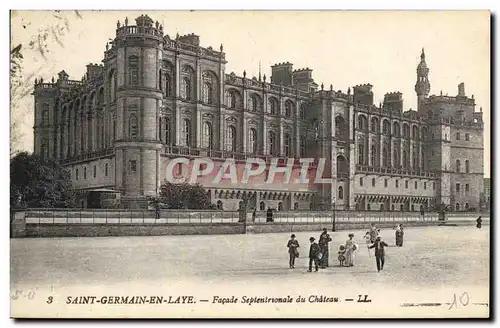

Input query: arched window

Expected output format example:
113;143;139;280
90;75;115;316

367;204;371;211
108;70;116;102
250;95;258;112
300;136;306;157
260;201;265;211
216;200;223;210
402;150;408;168
227;91;236;108
293;202;299;210
455;203;460;211
465;160;470;173
203;82;213;104
202;122;213;149
249;128;257;153
285;101;293;117
371;144;377;166
358;142;365;165
129;114;138;140
403;123;410;138
412;152;417;168
358;115;367;130
382;146;389;167
382;119;390;135
278;202;283;211
284;133;291;157
164;118;171;144
393;122;400;137
268;131;277;155
227;125;236;152
164;74;171;97
465;203;470;210
299;104;306;119
456;159;461;172
412;126;419;139
128;56;139;87
393;149;399;167
269;98;279;115
370;117;378;133
338;186;344;200
181;77;191;100
183;119;191;146
335;116;348;140
41;108;49;127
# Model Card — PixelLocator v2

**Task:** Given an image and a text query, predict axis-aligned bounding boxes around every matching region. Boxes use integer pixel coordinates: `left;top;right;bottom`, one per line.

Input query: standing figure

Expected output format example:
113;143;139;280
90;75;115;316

252;208;256;222
344;233;357;267
369;223;379;243
307;237;321;272
266;207;274;222
337;245;346;266
363;231;372;258
420;207;425;220
287;234;300;269
369;236;389;272
476;216;483;229
318;228;332;268
395;224;404;247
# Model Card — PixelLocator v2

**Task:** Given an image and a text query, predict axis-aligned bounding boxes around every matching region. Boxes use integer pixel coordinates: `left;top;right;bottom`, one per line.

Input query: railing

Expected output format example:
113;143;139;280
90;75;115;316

355;164;436;178
251;210;440;224
117;25;163;38
23;209;241;225
61;148;114;164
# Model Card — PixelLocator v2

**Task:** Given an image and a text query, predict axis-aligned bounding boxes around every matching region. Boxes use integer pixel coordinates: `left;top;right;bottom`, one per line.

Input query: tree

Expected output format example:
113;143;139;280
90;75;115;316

10;11;83;158
10;152;75;209
151;181;215;210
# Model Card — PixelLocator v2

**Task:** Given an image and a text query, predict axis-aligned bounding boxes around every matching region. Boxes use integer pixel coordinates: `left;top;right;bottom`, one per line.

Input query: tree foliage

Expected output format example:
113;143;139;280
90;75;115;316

150;182;215;210
10;152;75;209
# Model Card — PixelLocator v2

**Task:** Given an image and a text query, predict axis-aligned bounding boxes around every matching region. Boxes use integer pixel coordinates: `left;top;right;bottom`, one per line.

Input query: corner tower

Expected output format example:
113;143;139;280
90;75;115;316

113;15;164;208
415;48;431;112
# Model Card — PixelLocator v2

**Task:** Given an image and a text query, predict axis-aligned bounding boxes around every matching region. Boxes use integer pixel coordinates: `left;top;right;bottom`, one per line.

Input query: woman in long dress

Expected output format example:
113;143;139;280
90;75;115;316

395;224;404;247
345;233;357;267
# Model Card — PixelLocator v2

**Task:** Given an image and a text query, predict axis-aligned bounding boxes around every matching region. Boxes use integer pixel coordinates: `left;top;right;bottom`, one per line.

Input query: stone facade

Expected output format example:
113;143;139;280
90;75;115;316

32;15;485;211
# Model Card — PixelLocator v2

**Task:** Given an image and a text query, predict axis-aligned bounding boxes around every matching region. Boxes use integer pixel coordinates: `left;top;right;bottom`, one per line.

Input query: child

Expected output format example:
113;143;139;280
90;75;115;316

338;245;346;267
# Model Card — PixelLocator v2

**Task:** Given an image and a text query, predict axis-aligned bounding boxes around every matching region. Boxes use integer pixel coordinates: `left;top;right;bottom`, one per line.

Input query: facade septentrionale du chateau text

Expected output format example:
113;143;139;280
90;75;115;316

32;14;485;211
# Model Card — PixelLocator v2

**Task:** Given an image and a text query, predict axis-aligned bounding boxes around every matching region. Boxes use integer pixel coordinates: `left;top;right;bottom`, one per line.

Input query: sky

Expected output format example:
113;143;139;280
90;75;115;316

10;10;490;177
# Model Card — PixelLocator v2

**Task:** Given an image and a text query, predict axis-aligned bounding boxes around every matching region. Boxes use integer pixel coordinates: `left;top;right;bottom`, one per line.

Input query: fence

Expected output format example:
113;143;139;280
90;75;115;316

252;210;440;224
22;209;241;225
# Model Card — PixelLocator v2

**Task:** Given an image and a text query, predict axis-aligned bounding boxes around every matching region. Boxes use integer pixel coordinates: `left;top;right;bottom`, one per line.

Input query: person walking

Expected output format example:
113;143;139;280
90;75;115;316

308;237;321;272
318;228;332;268
476;216;483;229
287;234;300;269
369;236;389;272
345;233;358;267
369;223;379;243
266;207;274;222
395;224;404;247
252;208;256;222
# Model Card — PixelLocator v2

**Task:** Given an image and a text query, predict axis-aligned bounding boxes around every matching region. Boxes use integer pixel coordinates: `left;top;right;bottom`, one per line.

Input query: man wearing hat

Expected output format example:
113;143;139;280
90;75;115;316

369;236;389;272
308;237;321;272
287;234;300;269
318;228;332;268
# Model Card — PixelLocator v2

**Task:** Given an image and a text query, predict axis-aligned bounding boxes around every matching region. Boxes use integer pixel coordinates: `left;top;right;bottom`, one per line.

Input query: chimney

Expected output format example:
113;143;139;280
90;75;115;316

458;82;465;97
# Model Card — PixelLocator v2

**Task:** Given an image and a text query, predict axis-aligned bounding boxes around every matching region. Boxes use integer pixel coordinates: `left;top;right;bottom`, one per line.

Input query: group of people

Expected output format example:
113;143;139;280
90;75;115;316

287;223;404;273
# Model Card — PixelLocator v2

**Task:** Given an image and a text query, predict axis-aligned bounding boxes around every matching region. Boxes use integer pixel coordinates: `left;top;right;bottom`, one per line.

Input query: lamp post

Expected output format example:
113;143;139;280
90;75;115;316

332;201;336;232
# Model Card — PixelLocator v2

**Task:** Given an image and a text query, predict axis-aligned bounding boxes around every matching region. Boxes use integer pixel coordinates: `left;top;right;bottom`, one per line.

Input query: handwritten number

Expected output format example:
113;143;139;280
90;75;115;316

11;290;22;300
27;291;35;299
46;296;53;304
449;292;470;310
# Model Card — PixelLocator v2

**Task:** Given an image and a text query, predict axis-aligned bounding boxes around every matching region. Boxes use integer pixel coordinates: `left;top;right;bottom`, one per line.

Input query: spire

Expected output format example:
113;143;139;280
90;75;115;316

415;47;431;104
258;61;262;82
421;47;425;60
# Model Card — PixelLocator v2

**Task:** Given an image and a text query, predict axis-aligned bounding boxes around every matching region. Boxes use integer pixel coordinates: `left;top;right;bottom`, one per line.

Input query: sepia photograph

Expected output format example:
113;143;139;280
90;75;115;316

9;9;491;319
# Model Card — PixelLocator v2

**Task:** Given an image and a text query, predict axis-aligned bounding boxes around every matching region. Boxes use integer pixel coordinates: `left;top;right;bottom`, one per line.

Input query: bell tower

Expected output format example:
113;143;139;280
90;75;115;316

415;48;431;113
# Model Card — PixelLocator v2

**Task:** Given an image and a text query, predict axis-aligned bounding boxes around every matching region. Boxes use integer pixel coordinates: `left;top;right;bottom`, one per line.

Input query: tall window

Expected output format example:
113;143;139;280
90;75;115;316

181;77;191;100
202;122;213;149
164;74;171;97
456;132;460;140
455;203;460;211
412;152;417;168
465;133;470;141
465;160;470;173
228;91;236;108
250;95;258;112
456;159;461;172
129;114;138;140
358;143;364;165
412;126;419;139
284;133;291;157
165;118;171;144
269;98;279;115
382;147;388;167
203;82;213;104
402;150;408;168
456;183;460;192
285;101;292;117
370;117;378;133
370;144;377;166
249;128;257;153
268;131;276;155
393;122;400;137
227;126;236;152
128;56;139;87
382;120;390;135
421;152;425;169
183;119;191;146
299;104;306;119
41;107;49;127
105;163;108;177
403;124;410;138
300;136;306;157
393;149;399;167
358;115;367;130
40;143;48;160
338;186;344;199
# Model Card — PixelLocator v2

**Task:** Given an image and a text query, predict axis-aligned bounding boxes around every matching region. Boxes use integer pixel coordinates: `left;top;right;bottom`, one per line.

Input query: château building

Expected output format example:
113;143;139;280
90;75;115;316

32;14;485;211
